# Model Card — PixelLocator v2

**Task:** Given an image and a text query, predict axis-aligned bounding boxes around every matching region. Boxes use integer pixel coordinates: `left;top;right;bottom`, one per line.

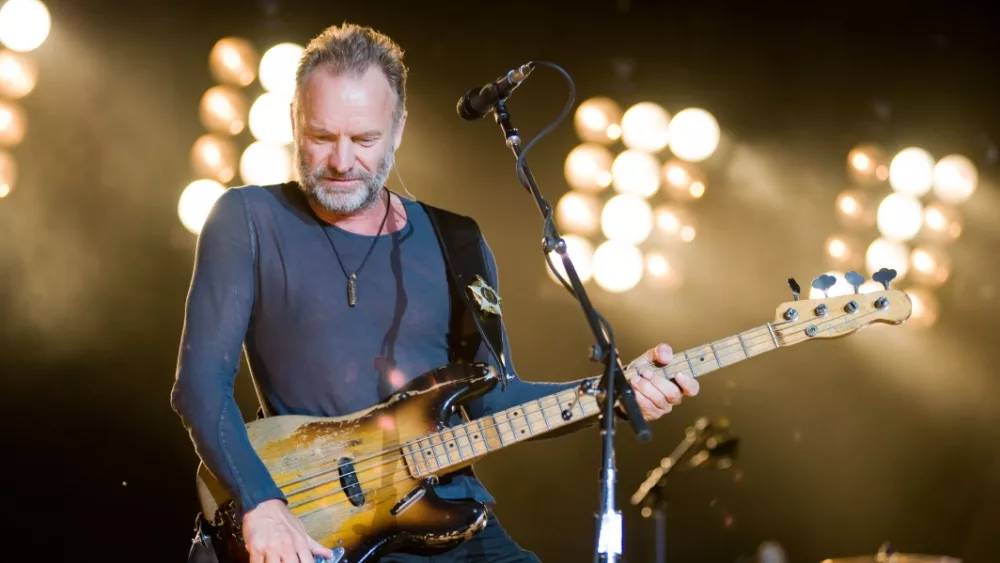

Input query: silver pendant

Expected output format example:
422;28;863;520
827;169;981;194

347;273;357;307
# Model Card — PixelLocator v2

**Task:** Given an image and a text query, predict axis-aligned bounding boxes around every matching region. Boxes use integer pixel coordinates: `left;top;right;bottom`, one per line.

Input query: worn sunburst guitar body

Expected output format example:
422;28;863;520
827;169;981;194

195;275;912;563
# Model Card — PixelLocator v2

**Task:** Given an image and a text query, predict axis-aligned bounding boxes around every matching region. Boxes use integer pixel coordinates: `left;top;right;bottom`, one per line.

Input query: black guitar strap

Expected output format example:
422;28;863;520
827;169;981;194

419;202;509;389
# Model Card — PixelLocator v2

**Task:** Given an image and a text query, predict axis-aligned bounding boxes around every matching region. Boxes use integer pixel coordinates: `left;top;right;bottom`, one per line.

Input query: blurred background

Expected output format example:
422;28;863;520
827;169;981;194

2;0;998;561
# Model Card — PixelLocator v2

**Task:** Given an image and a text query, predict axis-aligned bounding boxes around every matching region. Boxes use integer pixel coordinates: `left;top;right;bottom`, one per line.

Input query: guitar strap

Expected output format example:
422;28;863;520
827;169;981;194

418;202;510;389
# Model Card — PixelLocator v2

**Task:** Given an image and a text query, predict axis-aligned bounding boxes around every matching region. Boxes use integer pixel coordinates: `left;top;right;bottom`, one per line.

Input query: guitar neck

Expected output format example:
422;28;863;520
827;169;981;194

404;323;782;477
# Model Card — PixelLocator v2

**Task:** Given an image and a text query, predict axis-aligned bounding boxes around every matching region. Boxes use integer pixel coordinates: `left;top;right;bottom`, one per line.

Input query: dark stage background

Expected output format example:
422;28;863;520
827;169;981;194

2;1;999;561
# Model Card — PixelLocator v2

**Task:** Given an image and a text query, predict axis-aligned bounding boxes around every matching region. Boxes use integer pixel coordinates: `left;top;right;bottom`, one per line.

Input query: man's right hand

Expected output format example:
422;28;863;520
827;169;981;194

242;498;335;563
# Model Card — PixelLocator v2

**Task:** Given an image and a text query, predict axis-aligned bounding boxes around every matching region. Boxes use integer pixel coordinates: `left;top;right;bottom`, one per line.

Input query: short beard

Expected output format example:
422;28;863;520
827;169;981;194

295;144;395;215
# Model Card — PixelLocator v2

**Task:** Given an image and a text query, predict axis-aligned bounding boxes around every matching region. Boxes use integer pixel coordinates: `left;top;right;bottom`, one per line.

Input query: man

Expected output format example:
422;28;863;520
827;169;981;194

171;23;699;563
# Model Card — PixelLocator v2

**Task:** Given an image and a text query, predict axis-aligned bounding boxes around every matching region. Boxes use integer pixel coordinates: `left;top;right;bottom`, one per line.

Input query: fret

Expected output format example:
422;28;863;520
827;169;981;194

430;434;450;469
737;332;751;358
473;419;493;452
404;443;426;477
492;411;515;446
524;402;547;435
507;406;534;441
538;399;552;431
682;351;697;376
418;437;441;472
708;341;722;367
440;427;471;462
436;432;456;466
766;322;781;348
457;424;478;458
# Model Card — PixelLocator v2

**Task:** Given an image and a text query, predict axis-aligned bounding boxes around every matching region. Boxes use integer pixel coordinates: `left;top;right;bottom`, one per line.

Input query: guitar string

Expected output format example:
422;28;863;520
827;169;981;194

275;306;885;496
275;318;796;492
284;310;885;517
274;309;885;509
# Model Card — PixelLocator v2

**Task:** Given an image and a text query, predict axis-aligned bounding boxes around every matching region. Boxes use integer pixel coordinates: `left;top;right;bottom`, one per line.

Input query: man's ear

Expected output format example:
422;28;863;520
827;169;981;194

392;110;407;151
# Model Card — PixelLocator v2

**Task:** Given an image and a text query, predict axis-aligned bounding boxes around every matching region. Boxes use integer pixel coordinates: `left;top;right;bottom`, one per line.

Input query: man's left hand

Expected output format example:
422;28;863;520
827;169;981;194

627;343;699;421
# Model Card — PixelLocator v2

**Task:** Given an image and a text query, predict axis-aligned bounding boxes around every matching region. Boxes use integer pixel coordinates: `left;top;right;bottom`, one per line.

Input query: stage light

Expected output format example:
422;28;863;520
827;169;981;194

573;97;622;145
824;233;863;270
178;179;227;235
259;43;303;100
0;0;50;53
865;237;910;280
601;194;653;244
922;202;963;243
910;246;951;288
0;49;35;99
546;234;594;285
660;159;706;201
0;98;25;147
191;134;238;184
239;141;292;186
847;142;889;184
667;108;720;163
592;240;644;293
209;37;258;87
888;147;934;196
835;188;875;229
645;252;683;289
611;149;660;197
932;154;977;204
249;92;293;145
200;85;248;136
555;190;601;236
877;193;923;241
620;102;670;153
564;143;614;192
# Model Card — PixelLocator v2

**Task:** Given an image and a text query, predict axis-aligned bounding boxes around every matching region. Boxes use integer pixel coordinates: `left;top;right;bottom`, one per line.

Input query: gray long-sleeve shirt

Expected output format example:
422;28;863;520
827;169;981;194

171;183;578;513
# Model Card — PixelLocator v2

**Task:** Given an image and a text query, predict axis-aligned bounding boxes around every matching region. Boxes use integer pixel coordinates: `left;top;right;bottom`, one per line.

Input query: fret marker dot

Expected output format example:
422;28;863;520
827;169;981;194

699;357;704;362
449;443;454;448
473;435;479;439
425;450;431;456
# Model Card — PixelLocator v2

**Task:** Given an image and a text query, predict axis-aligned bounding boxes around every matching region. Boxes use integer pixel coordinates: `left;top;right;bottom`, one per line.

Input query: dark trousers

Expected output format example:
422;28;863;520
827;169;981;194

378;513;541;563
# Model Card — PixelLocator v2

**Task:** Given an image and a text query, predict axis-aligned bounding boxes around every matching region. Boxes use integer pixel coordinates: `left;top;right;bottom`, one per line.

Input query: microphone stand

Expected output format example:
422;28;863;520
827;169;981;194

489;98;651;563
629;418;739;563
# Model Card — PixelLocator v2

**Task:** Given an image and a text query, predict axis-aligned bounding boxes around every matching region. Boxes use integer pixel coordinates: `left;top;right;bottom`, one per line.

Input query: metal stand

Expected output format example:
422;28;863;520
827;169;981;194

630;418;739;563
487;98;650;563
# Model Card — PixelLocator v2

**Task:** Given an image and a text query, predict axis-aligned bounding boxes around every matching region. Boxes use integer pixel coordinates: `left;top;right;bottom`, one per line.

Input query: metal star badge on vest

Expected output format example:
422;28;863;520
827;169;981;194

468;275;502;316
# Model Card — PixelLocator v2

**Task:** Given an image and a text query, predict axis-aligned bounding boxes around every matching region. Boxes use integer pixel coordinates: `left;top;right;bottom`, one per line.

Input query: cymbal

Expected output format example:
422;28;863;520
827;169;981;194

821;556;961;563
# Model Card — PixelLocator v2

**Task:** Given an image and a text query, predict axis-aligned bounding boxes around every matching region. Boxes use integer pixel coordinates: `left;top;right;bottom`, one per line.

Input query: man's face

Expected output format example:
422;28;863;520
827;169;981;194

293;65;405;214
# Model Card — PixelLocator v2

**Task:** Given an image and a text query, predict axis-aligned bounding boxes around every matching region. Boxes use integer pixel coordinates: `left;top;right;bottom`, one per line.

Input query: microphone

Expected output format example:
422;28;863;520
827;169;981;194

456;62;536;120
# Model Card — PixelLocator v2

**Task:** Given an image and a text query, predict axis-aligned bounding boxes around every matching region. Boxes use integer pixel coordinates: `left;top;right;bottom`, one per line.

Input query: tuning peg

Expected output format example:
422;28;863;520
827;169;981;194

811;274;837;298
845;271;865;294
787;278;801;301
872;268;897;290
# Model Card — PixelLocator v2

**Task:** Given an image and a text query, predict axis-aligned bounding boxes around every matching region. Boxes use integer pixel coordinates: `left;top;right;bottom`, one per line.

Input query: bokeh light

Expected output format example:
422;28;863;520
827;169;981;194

847;142;889;184
888;147;934;196
0;49;36;99
0;148;15;197
601;194;653;244
611;149;660;197
178;179;227;235
200;85;248;136
620;102;670;152
240;142;292;185
909;246;951;288
824;232;864;271
906;287;940;329
922;202;963;243
0;0;50;53
592;240;644;293
667;108;720;162
249;92;294;145
564;144;614;192
259;42;304;100
932;154;978;204
191;134;239;184
555;190;601;236
0;98;26;147
573;97;622;145
209;37;259;87
835;189;876;229
876;193;923;241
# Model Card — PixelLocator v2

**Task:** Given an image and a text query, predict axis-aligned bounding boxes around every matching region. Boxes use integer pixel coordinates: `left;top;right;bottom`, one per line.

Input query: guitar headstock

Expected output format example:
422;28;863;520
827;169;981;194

772;269;912;343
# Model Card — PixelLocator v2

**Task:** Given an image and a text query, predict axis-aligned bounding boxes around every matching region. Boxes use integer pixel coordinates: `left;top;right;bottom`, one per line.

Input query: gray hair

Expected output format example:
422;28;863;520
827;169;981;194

295;23;408;126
